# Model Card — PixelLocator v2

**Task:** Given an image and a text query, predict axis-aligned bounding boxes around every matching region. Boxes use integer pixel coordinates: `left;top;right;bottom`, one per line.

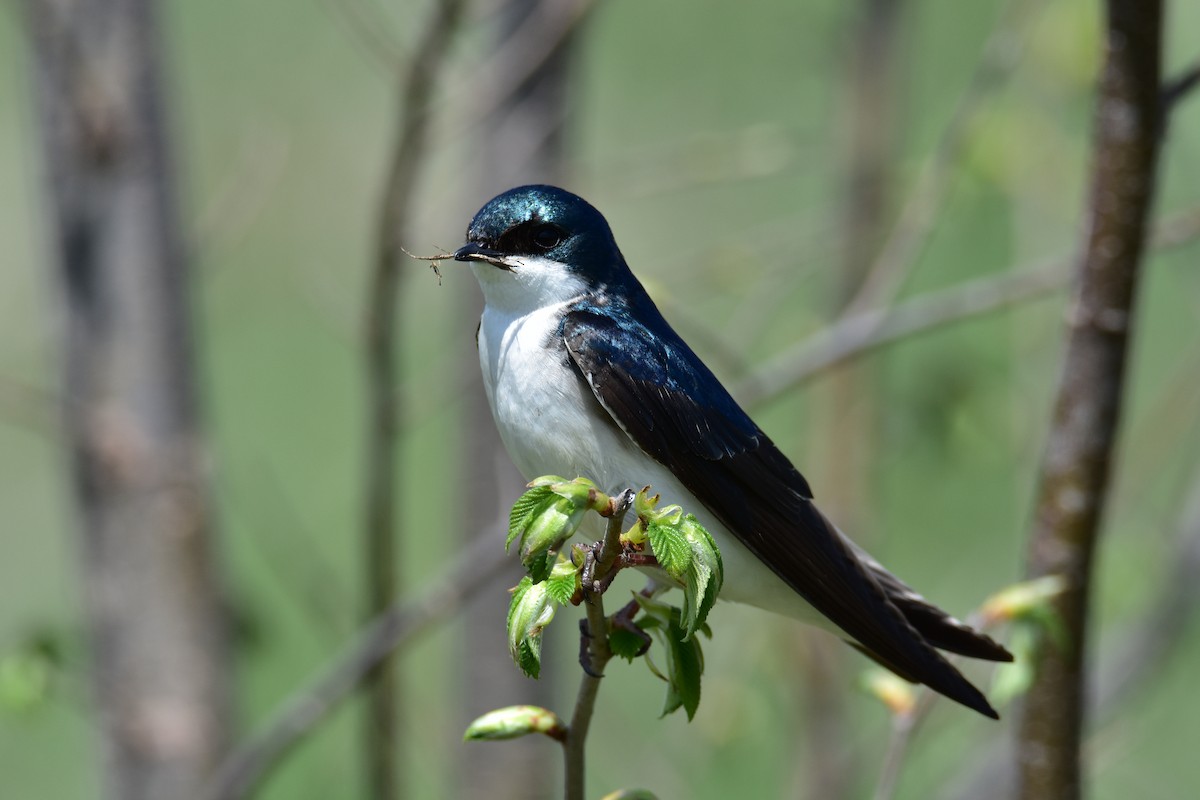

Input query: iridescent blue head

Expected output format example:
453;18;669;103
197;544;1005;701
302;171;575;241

453;185;630;297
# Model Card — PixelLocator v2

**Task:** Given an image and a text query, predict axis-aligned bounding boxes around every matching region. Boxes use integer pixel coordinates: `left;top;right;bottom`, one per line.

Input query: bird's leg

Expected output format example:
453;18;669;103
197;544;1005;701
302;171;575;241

577;618;603;678
575;542;659;602
609;594;652;657
578;544;601;597
574;489;636;677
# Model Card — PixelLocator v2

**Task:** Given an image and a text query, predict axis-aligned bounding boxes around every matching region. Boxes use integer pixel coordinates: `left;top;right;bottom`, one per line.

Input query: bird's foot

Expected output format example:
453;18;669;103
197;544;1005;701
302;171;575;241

577;618;604;678
610;596;652;657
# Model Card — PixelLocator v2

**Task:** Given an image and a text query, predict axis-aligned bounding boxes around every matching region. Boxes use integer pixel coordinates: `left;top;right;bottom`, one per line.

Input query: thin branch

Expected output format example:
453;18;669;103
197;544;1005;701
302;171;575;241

200;531;511;800
873;690;935;800
192;121;290;259
360;0;466;797
1161;59;1200;112
842;0;1044;318
870;600;1013;800
1098;518;1200;704
736;205;1200;408
562;490;634;800
941;469;1200;800
446;0;598;139
319;0;406;74
1016;3;1163;798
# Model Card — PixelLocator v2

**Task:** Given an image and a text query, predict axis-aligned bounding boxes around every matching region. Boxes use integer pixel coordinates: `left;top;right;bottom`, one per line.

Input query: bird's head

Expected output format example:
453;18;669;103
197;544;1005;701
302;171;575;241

454;185;627;311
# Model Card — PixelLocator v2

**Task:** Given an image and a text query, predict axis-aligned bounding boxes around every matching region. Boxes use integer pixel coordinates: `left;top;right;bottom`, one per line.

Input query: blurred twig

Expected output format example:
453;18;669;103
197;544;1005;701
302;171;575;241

446;0;598;139
361;0;466;797
843;0;1044;317
458;2;578;797
1094;485;1200;711
193;121;290;259
942;469;1200;800
201;531;511;800
1160;59;1200;125
225;462;350;638
737;205;1200;407
802;1;904;795
872;668;943;800
1016;3;1163;798
319;0;406;73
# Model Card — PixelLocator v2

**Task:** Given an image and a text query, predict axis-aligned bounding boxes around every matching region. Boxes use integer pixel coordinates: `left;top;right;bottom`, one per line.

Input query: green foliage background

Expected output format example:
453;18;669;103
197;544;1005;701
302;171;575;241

2;0;1199;797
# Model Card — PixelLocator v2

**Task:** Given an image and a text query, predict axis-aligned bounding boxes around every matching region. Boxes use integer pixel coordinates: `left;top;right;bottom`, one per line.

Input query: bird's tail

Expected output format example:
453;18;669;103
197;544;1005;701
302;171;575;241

850;543;1013;663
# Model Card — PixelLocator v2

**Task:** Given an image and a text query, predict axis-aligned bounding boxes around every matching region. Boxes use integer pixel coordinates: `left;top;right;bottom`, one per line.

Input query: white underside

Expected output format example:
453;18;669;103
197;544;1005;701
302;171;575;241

471;258;833;629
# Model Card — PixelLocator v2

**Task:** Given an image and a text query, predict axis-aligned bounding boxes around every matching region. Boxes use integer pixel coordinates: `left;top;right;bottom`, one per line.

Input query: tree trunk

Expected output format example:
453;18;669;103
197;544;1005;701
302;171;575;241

458;3;580;798
23;1;232;798
1016;2;1162;798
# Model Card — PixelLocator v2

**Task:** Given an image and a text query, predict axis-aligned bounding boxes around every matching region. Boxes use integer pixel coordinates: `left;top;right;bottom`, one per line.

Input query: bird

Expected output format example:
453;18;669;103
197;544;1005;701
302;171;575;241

451;184;1012;719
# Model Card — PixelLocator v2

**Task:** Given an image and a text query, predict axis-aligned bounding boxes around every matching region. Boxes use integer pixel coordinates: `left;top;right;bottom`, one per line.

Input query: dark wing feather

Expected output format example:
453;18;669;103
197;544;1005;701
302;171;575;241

561;302;1003;718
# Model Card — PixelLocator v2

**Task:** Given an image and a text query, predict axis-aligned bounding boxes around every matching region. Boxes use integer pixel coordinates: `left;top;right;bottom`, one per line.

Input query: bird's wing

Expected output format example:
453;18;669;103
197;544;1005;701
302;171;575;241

561;302;1001;718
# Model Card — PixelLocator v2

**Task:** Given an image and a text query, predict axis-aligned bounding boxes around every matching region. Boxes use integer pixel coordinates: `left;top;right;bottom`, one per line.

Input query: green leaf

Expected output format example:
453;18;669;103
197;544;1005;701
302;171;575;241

990;621;1038;706
510;482;593;579
544;557;579;605
979;575;1068;625
515;639;542;680
508;486;556;551
666;626;704;719
520;497;586;568
860;669;917;716
632;592;674;626
638;603;706;720
646;518;691;579
0;651;53;715
678;514;723;639
506;577;555;679
599;790;660;800
609;625;648;663
546;476;603;508
525;550;556;584
463;705;565;741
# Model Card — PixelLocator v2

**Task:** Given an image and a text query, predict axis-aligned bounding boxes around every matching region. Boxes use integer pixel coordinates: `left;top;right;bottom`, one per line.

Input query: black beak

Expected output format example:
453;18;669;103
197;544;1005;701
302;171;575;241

453;242;503;263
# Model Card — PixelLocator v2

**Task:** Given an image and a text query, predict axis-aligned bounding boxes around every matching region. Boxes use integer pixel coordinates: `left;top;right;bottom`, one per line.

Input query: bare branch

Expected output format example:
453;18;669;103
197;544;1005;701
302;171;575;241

562;490;634;800
201;532;511;800
843;0;1043;317
192;122;290;258
873;684;939;800
1161;59;1200;113
736;206;1200;408
942;468;1200;800
1016;3;1163;798
319;0;406;73
446;0;598;138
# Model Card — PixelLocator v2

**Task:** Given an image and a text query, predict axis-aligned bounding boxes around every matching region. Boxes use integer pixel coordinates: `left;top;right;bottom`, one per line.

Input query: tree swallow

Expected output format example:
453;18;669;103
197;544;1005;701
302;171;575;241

452;185;1012;718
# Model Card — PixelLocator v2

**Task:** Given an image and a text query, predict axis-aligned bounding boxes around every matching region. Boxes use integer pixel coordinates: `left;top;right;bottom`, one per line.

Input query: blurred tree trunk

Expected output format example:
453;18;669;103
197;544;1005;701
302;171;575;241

1016;2;1162;798
821;0;898;531
798;2;900;797
23;2;231;798
458;2;581;798
361;0;465;797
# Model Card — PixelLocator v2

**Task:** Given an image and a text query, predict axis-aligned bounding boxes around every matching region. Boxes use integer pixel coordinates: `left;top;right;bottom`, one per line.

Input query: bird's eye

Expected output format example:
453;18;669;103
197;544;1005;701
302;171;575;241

532;225;565;250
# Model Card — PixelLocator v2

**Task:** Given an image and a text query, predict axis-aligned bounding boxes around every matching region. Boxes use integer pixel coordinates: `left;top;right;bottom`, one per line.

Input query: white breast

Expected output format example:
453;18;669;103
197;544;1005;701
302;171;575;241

470;259;829;627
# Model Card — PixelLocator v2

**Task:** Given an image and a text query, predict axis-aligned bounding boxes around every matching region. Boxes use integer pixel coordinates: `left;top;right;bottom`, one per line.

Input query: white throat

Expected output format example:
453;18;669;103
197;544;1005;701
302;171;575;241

469;255;589;319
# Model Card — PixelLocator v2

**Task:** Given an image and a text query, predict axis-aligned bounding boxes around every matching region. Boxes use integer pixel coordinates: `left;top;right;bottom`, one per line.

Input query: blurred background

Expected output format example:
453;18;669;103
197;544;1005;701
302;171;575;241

2;0;1199;798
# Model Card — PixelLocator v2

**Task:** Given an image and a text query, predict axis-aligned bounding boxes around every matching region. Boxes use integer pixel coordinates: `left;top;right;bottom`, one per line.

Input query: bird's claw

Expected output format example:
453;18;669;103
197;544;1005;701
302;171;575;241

578;618;604;677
